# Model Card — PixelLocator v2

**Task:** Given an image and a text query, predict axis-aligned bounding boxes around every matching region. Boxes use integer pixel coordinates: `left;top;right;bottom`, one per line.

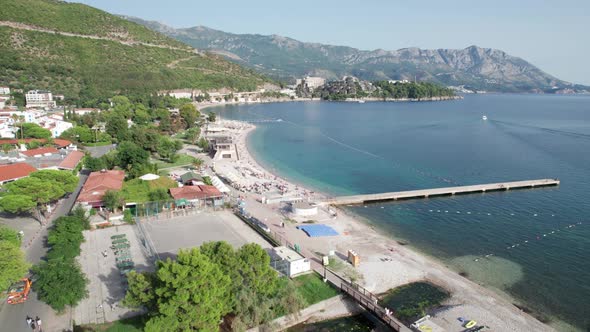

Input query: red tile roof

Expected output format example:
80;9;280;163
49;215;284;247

0;163;37;183
77;170;125;204
0;138;72;148
20;147;59;157
169;185;223;200
58;150;85;170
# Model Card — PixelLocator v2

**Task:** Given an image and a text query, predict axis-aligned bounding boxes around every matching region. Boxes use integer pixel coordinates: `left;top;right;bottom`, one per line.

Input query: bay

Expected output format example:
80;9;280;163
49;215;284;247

212;94;590;330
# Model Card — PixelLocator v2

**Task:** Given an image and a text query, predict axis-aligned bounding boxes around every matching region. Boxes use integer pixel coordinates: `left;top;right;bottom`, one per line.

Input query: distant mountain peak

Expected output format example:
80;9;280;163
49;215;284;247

124;17;587;93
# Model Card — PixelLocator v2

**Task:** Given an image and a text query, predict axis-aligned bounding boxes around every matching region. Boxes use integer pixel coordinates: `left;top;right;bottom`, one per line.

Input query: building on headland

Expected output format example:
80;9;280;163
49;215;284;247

270;246;311;277
387;79;410;84
53;94;65;101
296;76;326;90
25;90;56;109
0;87;10;95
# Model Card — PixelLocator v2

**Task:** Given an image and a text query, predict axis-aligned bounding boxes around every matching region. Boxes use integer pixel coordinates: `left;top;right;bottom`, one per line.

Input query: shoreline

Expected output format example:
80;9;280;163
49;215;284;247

210;117;569;331
196;94;462;111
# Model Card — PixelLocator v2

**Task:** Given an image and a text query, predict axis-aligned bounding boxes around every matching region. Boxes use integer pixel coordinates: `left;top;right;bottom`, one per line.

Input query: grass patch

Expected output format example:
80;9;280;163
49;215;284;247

74;315;146;332
328;257;363;283
379;282;450;324
152;154;197;168
292;273;340;306
121;176;178;203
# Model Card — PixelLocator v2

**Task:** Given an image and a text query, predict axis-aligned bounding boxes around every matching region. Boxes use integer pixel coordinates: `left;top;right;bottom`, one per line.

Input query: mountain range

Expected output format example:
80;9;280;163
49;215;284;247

0;0;271;103
126;17;587;93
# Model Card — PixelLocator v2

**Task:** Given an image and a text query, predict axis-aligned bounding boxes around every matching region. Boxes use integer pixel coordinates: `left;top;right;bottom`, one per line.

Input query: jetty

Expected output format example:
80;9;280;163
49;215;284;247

318;179;559;206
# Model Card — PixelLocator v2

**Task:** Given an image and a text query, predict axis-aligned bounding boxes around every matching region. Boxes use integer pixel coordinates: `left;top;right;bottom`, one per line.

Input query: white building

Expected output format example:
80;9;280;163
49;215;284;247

26;90;56;109
297;76;326;89
271;246;311;277
163;89;193;99
73;108;100;115
37;116;73;138
0;96;9;109
0;119;14;138
0;87;10;95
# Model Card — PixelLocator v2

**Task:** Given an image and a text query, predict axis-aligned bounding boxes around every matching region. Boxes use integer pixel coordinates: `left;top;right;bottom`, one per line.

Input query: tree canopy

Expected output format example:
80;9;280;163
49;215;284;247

179;103;200;129
32;213;90;312
32;257;88;312
124;242;304;331
0;226;30;290
16;122;52;139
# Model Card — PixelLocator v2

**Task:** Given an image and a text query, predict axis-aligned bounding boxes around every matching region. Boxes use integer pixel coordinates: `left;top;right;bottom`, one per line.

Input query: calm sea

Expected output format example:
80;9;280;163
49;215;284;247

212;94;590;330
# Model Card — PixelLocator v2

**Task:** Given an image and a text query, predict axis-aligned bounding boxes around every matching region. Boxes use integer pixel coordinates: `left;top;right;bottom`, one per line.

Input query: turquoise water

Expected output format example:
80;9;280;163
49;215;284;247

213;95;590;330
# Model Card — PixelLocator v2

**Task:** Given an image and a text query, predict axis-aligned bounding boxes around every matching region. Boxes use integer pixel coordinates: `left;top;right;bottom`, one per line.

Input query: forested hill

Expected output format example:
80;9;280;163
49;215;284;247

0;0;272;104
126;17;589;93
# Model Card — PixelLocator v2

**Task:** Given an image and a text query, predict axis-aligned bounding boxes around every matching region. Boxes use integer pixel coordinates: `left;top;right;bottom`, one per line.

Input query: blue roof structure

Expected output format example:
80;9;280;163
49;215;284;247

297;224;339;237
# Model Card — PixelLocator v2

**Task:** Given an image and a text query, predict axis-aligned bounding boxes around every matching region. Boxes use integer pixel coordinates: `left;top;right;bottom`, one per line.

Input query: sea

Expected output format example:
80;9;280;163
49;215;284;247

211;94;590;331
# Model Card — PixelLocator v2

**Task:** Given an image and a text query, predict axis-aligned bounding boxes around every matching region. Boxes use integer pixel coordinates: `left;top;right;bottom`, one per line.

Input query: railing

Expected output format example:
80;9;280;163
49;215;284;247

340;283;403;331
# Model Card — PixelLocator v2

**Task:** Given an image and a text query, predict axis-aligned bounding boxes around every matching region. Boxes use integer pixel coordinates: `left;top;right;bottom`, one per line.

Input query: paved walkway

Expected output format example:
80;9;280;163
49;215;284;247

0;172;89;332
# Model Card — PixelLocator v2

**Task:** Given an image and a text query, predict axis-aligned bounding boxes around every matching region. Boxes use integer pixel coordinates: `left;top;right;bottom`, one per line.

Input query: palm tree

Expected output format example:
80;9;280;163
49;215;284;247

192;158;204;171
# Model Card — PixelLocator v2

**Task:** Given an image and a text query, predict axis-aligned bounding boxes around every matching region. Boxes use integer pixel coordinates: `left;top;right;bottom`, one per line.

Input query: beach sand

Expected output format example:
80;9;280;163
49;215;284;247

208;117;559;332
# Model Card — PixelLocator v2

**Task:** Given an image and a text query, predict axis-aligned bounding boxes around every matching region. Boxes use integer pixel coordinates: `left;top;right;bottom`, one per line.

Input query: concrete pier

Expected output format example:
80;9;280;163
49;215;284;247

318;179;559;206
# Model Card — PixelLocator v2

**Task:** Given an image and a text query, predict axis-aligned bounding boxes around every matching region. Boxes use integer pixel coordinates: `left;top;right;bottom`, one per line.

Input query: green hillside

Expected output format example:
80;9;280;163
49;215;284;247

0;0;271;103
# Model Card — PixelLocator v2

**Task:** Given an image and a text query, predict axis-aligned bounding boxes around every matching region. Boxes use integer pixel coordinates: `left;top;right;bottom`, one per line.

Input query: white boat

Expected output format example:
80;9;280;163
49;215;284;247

482;115;488;120
358;100;365;103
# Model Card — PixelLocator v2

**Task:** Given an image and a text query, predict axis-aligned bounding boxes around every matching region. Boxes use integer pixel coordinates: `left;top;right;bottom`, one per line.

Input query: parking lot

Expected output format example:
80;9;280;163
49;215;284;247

74;210;271;325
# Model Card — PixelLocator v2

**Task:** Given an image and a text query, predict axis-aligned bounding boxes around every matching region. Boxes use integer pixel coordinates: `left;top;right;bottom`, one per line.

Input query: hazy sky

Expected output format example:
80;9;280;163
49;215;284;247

74;0;589;85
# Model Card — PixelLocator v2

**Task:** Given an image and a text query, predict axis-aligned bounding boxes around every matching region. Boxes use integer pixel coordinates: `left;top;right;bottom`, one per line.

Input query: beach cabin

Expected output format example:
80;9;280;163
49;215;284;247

270;246;311;277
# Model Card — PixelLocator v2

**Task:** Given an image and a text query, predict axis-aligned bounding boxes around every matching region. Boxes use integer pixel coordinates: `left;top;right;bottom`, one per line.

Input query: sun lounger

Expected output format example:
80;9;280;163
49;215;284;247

110;234;126;240
112;238;129;245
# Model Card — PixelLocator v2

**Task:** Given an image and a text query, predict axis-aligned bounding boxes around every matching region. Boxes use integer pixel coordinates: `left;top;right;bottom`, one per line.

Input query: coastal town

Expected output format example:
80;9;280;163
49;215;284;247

1;1;587;332
0;80;557;332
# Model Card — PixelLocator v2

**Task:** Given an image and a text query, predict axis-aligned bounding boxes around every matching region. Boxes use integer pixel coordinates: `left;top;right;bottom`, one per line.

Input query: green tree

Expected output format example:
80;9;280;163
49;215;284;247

46;216;86;260
116;141;150;170
2;143;12;153
3;177;67;222
207;112;216;122
106;113;129;142
16;123;52;139
154;108;171;132
184;127;200;145
179;103;200;129
133;104;151;126
84;156;107;171
112;96;133;118
32;258;88;312
123;271;156;310
148;188;169;202
157;137;182;162
0;194;36;215
127;248;232;332
0;227;30;290
30;169;78;193
102;190;124;218
197;137;209;151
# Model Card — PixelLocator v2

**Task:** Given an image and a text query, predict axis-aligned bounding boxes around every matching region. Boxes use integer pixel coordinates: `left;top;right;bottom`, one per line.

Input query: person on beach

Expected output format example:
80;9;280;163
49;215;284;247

26;316;32;327
36;316;42;331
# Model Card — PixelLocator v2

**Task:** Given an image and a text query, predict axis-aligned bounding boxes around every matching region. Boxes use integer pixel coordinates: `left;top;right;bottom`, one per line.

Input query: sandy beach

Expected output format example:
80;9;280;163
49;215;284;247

206;116;563;332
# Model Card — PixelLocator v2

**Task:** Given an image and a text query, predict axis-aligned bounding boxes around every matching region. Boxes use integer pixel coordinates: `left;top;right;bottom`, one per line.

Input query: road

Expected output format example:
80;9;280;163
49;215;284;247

0;171;89;332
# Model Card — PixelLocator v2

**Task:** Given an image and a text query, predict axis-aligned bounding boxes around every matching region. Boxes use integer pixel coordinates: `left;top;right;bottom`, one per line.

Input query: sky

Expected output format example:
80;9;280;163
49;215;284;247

74;0;590;85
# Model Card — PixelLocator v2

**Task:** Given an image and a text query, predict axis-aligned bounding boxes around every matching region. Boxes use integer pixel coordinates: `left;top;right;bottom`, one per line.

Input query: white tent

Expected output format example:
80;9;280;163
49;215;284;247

139;173;160;181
